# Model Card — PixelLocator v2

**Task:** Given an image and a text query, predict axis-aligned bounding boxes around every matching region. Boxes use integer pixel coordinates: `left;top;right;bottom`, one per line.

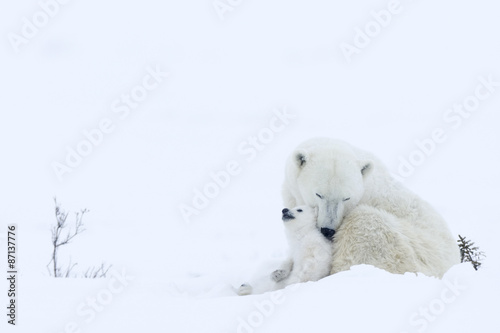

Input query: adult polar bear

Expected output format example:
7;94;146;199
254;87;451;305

282;138;460;278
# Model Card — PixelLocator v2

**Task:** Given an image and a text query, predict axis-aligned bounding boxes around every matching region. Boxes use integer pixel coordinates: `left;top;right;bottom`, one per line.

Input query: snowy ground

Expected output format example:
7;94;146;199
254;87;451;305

1;0;500;332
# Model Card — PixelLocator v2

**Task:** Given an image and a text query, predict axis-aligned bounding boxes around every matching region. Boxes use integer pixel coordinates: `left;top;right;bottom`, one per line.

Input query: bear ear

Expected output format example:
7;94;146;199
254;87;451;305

360;161;372;176
295;150;307;168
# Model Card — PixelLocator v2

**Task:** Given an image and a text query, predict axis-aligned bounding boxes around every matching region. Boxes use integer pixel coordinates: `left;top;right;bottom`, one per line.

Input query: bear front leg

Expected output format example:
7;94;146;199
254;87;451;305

271;258;293;282
284;257;318;286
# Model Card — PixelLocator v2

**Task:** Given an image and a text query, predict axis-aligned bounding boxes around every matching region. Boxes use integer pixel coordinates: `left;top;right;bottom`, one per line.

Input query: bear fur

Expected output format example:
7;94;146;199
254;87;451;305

237;205;332;296
272;205;333;288
282;138;460;278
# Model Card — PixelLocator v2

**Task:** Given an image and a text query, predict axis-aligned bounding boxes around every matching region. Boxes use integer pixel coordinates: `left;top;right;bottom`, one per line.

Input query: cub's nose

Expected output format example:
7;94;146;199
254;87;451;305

282;208;289;214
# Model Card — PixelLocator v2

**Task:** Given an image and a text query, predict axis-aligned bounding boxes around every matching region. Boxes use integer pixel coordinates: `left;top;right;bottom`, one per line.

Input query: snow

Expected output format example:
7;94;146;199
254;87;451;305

1;0;500;332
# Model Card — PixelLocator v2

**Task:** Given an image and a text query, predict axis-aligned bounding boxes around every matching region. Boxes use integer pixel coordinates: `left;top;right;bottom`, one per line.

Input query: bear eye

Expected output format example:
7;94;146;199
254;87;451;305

343;197;350;201
297;209;303;212
316;193;323;199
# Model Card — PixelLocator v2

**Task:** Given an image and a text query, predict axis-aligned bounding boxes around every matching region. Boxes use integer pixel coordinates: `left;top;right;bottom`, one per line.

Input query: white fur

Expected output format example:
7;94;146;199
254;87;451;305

237;206;331;296
282;138;460;278
273;206;333;288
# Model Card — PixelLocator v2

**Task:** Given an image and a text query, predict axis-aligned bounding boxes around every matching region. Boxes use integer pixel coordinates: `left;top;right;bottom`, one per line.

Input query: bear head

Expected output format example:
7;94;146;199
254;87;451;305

281;205;318;234
284;138;372;239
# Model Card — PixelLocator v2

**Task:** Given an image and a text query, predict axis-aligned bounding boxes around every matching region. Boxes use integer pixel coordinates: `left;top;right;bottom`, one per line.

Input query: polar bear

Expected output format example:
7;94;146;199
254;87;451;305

282;137;460;278
238;206;332;296
331;204;420;275
272;206;333;287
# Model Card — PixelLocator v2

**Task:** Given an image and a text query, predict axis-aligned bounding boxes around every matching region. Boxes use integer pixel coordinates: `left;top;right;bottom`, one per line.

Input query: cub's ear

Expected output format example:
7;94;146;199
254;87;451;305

360;161;373;176
294;150;307;168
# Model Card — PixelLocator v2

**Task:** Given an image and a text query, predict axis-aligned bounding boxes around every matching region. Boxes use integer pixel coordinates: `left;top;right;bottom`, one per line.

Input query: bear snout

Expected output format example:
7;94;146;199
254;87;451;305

282;208;295;221
321;228;336;240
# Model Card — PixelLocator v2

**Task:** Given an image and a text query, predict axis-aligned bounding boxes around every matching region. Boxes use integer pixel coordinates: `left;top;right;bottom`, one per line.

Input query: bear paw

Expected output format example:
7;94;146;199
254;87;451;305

271;269;289;282
237;283;253;296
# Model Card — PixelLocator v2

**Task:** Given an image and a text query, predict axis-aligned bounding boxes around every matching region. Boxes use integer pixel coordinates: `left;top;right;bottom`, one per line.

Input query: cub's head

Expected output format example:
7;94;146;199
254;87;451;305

285;138;373;239
281;205;318;231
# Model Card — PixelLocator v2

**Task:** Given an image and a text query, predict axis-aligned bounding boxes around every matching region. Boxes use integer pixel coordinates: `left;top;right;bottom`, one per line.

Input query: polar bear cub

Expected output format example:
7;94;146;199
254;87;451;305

273;206;333;287
238;206;332;295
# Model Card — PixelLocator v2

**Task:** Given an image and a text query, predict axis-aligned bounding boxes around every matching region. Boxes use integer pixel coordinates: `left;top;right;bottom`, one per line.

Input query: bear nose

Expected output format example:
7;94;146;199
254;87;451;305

282;208;289;214
321;228;336;240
